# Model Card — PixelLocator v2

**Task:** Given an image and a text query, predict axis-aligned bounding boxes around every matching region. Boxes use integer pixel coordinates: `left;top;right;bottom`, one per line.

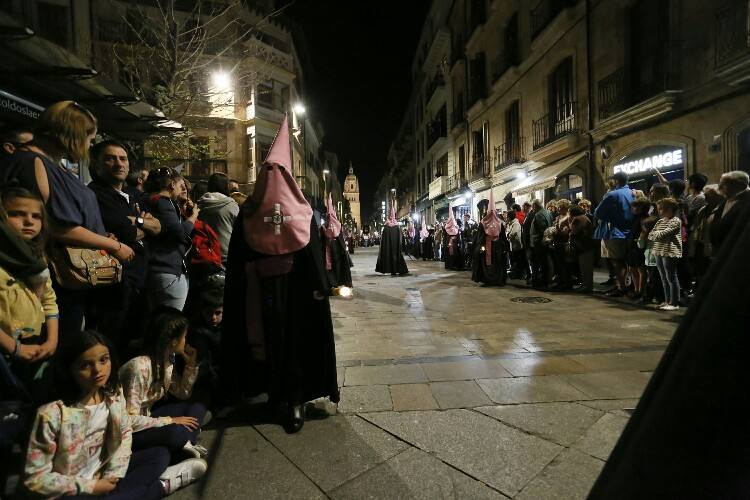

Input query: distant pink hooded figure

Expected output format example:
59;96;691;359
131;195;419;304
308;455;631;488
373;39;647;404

385;199;399;227
420;225;429;242
444;203;459;255
481;191;503;265
408;221;415;239
323;193;342;270
244;114;313;256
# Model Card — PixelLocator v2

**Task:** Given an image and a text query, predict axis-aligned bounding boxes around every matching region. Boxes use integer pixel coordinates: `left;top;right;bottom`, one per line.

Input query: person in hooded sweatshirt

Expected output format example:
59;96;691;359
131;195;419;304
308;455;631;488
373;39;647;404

320;193;353;288
472;192;507;286
221;116;338;434
197;173;239;267
375;199;409;275
443;204;464;270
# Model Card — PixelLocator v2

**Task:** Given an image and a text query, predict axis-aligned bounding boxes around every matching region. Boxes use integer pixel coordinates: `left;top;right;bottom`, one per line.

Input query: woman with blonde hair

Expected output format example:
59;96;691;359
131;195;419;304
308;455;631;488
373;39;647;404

4;101;135;337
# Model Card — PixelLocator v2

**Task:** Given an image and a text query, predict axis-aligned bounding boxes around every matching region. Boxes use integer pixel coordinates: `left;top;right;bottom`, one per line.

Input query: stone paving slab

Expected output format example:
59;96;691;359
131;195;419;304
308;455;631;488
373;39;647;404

420;359;513;381
430;380;493;409
476;402;605;446
497;355;589;376
477;375;591;404
389;383;439;411
344;363;428;386
255;415;409;492
329;447;508;499
565;370;653;399
515;448;605;500
338;385;393;413
362;409;562;497
567;351;664;372
571;412;631;461
171;426;325;500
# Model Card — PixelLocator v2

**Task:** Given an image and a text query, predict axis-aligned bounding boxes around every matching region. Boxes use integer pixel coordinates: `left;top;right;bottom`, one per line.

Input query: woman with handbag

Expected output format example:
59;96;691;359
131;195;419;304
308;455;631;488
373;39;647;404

144;169;198;311
2;101;134;338
550;199;574;291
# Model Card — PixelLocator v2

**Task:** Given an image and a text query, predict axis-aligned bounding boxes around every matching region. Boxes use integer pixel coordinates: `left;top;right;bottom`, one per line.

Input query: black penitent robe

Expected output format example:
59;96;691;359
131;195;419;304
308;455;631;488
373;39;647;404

221;212;339;405
588;201;750;499
375;225;409;275
322;231;353;288
471;225;507;286
421;234;434;260
443;230;464;270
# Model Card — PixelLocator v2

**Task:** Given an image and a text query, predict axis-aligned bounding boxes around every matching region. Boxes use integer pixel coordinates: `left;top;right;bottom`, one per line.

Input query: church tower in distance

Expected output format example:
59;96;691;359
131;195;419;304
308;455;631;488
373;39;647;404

343;163;361;230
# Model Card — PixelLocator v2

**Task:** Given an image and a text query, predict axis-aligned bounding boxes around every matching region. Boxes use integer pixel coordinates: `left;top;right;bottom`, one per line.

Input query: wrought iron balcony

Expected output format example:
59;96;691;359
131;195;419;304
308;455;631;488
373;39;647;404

531;0;575;39
494;137;525;171
598;68;626;120
715;0;749;67
532;101;578;150
469;157;491;181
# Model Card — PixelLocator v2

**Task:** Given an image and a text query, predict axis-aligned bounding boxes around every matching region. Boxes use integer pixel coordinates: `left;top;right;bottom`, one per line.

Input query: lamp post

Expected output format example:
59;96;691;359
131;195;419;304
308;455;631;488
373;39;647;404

323;168;329;204
293;103;306;191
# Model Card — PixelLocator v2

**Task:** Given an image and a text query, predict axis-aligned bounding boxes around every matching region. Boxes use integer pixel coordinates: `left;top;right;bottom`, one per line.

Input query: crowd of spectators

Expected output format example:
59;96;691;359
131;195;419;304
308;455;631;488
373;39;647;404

0;101;252;498
470;169;749;310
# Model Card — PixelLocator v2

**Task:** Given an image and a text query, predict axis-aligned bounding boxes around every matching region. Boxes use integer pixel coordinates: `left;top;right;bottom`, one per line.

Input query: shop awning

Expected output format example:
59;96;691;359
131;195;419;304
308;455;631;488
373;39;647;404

0;12;180;139
513;152;587;196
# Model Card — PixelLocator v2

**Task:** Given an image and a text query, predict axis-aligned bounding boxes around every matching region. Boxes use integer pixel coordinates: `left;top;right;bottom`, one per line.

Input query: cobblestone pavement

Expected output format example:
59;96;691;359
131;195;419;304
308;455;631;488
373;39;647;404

175;247;678;499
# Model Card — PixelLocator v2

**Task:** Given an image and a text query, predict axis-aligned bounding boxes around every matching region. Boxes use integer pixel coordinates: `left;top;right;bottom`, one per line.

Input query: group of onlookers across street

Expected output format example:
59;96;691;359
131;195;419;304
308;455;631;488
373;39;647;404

405;168;749;312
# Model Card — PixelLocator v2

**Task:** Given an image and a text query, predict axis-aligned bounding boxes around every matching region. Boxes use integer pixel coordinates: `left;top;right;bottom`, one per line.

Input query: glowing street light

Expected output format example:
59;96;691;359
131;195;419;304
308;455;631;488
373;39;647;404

211;71;231;91
517;171;528;180
294;103;306;115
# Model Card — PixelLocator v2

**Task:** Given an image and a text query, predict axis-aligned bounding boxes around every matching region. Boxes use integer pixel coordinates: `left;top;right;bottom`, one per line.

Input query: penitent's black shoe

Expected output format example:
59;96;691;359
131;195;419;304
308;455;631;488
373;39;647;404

283;403;304;434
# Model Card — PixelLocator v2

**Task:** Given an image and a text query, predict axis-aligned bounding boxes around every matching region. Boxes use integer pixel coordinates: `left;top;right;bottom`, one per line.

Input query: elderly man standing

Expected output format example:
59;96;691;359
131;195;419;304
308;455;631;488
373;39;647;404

89;140;161;352
594;171;634;297
710;170;750;251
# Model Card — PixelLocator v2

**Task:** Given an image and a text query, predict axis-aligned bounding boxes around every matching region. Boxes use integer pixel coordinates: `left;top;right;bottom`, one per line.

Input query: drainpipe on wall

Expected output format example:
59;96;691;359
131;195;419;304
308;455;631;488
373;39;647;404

585;0;597;202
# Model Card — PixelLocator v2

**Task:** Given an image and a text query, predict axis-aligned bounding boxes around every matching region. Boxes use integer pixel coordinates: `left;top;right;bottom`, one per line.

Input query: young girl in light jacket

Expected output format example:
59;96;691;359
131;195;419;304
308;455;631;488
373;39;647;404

23;331;168;499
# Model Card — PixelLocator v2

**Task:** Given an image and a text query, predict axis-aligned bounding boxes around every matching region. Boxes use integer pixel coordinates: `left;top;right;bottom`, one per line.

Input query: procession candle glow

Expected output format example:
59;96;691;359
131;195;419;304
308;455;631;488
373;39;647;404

338;286;353;298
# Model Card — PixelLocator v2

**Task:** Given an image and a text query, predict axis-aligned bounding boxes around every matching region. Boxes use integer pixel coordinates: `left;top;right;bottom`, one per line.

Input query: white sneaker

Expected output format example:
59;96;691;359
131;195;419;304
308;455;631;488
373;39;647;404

182;441;208;458
662;304;679;311
160;458;207;495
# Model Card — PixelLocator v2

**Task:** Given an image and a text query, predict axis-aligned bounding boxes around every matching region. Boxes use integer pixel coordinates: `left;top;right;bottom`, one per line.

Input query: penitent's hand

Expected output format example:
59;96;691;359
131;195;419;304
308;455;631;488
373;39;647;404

92;478;118;496
172;416;200;430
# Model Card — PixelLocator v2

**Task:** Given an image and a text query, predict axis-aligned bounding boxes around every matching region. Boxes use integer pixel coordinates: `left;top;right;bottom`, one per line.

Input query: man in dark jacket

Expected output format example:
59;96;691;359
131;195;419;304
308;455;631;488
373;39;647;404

89;140;161;353
529;199;553;289
521;202;534;283
710;170;750;252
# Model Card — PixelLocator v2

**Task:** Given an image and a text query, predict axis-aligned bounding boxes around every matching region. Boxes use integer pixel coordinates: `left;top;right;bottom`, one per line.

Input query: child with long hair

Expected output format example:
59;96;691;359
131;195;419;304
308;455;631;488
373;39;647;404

119;307;209;464
0;187;58;402
23;331;170;499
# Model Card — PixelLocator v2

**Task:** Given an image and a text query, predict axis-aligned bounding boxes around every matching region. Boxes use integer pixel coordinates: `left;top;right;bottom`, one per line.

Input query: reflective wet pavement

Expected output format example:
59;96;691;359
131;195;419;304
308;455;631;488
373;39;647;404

176;247;677;499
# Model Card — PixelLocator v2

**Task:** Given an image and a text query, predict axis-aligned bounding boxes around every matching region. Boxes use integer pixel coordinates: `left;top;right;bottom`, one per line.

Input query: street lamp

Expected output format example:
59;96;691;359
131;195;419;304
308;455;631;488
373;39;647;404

323;168;329;201
211;70;231;91
293;103;306;115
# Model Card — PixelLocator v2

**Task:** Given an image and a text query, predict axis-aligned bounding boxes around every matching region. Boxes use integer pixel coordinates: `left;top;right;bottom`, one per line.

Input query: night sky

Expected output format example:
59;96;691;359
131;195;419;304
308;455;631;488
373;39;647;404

285;0;430;221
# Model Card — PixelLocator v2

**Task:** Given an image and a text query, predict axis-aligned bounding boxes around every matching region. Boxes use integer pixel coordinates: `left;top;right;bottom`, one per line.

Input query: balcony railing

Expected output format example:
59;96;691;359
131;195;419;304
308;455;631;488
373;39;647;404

715;0;749;67
532;101;578;150
245;37;293;72
427;118;448;148
598;68;626;120
429;175;449;200
531;0;574;39
427;73;446;101
446;173;465;192
494;137;525;171
469;157;491;181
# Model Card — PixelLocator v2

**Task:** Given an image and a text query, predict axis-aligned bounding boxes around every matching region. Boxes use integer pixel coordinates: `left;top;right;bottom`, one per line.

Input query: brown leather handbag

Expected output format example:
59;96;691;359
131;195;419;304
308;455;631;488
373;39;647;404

49;246;122;290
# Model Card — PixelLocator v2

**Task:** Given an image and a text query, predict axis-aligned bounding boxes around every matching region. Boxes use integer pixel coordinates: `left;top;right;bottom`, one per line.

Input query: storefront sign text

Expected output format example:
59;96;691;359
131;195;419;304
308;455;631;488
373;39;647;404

613;149;683;175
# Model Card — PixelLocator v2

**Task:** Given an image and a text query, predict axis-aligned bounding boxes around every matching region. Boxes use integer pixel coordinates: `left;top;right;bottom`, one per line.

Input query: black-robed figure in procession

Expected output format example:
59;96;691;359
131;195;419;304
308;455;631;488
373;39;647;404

471;194;507;286
321;194;353;288
420;225;433;261
221;117;338;434
375;200;409;275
